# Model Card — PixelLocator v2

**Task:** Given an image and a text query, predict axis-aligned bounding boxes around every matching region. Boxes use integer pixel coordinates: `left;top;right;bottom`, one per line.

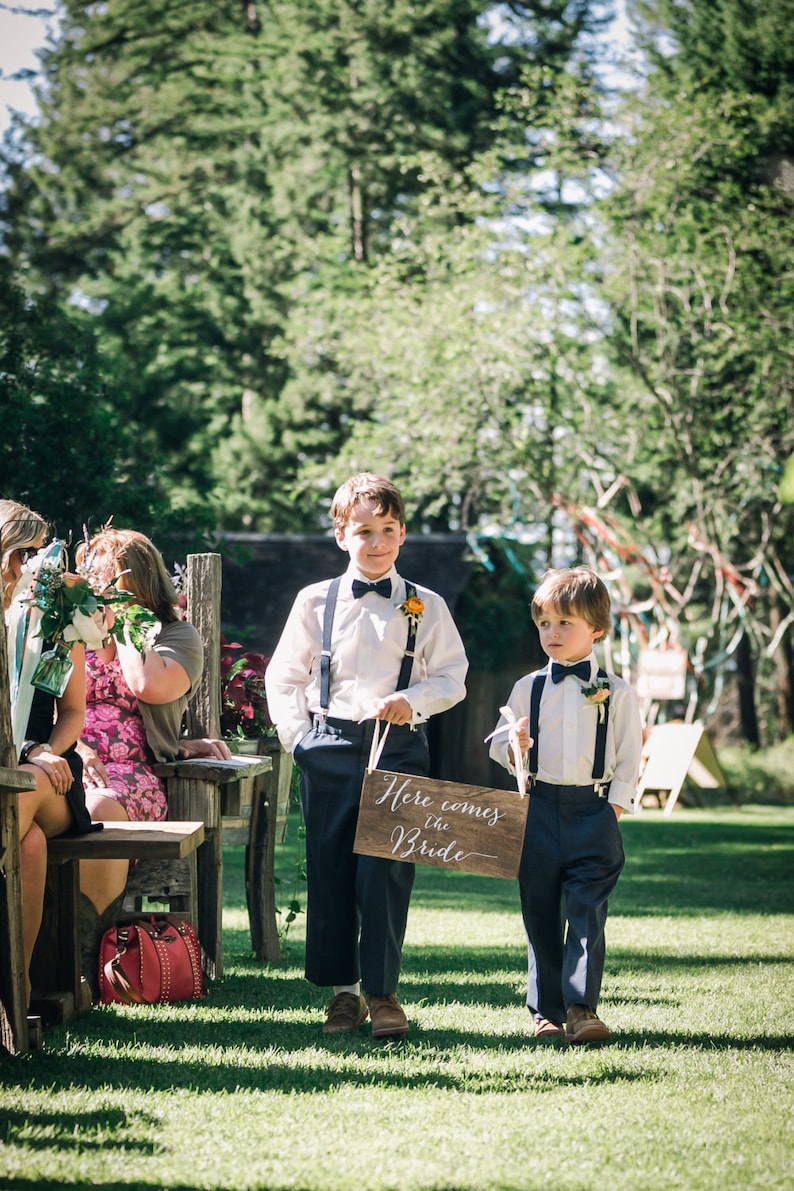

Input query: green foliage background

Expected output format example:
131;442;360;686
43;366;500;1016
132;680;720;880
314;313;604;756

0;0;792;737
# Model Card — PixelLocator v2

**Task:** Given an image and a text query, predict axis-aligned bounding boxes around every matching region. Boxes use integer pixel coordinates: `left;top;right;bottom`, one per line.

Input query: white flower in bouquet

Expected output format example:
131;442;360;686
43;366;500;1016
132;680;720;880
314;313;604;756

62;607;107;651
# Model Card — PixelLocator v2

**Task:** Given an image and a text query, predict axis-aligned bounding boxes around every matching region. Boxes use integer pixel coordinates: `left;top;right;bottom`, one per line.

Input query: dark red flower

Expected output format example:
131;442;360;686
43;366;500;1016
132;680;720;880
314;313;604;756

220;639;273;738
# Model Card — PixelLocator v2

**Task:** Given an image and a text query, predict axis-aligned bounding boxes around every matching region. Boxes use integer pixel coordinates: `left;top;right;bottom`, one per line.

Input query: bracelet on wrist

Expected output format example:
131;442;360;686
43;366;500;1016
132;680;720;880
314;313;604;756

19;740;43;764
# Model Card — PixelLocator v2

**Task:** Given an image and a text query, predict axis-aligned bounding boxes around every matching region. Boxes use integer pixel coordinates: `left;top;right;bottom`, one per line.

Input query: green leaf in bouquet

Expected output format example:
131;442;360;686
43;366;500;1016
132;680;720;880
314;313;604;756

109;603;161;653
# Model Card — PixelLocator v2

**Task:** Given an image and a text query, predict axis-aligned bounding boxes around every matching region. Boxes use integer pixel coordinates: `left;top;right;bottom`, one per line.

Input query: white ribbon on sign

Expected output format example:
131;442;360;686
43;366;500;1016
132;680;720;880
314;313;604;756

484;706;529;799
364;718;391;774
363;710;529;800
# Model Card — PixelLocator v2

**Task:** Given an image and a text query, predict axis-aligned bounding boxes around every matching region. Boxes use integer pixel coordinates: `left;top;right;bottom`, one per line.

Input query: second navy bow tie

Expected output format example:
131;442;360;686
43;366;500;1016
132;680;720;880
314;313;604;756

352;578;392;599
551;660;591;684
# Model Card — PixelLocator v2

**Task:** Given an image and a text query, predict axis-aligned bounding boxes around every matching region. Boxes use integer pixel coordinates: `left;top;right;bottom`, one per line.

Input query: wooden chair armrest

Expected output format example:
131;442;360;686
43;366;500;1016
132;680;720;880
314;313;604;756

152;756;272;784
0;766;37;795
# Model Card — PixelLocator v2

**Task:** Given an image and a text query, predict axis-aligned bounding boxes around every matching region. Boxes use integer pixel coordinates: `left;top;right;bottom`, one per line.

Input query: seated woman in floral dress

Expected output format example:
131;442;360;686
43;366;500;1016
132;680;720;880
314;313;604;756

76;528;230;821
79;643;171;821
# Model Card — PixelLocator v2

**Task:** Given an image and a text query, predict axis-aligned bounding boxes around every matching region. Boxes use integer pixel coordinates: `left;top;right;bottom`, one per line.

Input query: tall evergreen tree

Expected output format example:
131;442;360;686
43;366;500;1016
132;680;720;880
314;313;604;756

1;0;604;530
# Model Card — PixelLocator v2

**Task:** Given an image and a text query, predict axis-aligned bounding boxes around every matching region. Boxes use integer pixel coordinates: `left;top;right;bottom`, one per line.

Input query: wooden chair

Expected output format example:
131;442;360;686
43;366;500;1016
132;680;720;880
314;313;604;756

33;820;204;1022
124;553;274;977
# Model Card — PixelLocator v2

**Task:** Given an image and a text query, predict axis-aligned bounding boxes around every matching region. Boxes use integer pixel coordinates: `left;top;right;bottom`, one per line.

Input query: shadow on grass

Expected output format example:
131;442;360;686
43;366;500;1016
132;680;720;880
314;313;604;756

1;814;790;1110
0;1106;161;1153
0;1182;202;1191
409;818;794;918
0;1024;653;1099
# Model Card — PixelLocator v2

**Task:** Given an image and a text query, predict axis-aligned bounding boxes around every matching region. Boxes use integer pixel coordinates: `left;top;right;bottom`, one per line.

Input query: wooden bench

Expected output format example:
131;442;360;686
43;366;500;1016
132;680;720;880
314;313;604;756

130;752;272;976
122;553;278;977
31;821;205;1023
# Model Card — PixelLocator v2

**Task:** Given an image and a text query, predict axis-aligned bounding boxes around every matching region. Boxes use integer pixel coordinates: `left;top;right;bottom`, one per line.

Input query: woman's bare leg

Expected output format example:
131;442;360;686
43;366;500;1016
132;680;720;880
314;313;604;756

81;791;130;914
20;821;47;1008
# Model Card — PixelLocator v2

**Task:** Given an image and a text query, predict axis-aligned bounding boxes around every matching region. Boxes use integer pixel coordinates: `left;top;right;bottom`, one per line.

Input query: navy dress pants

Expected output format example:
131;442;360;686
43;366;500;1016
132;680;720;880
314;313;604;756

518;781;625;1025
294;716;430;996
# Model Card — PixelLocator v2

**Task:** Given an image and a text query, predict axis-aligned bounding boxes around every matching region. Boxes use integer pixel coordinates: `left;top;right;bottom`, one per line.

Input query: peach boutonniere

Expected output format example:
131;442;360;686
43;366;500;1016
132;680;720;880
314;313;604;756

399;593;424;629
582;679;610;722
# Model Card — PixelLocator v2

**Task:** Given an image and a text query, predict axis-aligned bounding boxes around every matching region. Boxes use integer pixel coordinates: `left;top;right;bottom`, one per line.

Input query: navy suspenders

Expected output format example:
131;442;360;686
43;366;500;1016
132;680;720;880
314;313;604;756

319;576;418;719
527;667;610;794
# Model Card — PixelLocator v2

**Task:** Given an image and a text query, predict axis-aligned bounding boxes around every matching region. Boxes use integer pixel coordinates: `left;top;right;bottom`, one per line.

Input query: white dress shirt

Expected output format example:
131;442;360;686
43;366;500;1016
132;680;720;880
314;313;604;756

265;563;468;753
488;654;643;812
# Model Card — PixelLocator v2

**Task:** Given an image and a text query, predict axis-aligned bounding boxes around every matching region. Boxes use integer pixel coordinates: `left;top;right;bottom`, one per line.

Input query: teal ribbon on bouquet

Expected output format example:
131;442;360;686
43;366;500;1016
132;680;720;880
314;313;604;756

7;539;66;758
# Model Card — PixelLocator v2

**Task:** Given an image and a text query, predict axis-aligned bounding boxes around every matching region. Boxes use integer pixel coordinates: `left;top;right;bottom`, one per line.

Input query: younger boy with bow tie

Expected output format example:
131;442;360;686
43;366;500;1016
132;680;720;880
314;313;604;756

488;566;642;1044
265;473;468;1039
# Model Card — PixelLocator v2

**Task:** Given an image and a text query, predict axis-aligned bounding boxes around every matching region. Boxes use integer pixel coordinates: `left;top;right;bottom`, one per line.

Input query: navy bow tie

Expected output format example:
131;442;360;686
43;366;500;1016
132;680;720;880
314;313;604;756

551;660;591;684
352;578;392;600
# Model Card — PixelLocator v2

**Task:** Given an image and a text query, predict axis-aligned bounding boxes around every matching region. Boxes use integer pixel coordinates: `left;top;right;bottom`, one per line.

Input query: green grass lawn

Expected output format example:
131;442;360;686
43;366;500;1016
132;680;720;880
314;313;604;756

1;806;792;1190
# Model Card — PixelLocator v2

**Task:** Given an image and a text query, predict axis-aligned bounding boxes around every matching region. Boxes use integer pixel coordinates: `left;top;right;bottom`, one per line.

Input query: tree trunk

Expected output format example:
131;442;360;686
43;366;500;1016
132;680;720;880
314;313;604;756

770;600;794;739
735;630;760;748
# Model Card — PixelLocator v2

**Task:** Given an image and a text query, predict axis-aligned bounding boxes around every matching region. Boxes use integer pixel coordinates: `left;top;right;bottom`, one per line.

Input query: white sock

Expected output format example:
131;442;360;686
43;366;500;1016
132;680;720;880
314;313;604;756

333;983;361;998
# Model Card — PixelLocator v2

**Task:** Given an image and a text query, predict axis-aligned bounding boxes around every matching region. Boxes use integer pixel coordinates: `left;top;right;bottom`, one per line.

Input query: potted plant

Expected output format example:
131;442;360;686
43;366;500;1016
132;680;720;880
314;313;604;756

220;639;275;745
220;639;293;847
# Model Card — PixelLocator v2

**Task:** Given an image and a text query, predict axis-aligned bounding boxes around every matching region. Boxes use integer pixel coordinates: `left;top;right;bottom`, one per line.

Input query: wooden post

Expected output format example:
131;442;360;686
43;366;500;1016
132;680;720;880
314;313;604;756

0;607;36;1054
181;553;223;977
245;740;291;963
184;553;222;740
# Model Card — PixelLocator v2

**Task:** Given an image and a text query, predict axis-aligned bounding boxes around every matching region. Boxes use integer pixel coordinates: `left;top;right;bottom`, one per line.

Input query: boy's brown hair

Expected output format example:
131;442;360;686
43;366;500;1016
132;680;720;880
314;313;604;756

330;472;406;530
531;566;612;640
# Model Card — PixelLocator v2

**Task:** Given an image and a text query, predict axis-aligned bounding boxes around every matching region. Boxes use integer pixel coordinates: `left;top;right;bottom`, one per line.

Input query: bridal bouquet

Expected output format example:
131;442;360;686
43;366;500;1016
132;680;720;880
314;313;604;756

20;542;155;698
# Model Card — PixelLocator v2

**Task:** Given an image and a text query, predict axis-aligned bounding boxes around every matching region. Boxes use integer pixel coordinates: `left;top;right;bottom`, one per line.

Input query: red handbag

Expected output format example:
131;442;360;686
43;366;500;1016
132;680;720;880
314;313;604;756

98;914;206;1005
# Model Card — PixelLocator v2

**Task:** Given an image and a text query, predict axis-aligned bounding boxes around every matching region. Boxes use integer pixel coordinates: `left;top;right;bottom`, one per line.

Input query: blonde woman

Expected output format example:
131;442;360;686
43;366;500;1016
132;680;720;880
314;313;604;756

1;500;127;1008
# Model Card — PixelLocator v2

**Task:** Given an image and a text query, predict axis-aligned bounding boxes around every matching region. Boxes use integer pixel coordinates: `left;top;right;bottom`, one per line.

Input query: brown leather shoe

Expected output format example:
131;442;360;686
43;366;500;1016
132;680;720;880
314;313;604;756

565;1005;611;1045
322;992;368;1035
366;993;410;1038
534;1016;565;1041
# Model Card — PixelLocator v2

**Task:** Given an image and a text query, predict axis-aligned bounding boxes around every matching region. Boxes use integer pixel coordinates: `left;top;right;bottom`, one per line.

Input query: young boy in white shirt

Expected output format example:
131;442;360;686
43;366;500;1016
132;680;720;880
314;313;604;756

489;566;642;1044
265;472;468;1039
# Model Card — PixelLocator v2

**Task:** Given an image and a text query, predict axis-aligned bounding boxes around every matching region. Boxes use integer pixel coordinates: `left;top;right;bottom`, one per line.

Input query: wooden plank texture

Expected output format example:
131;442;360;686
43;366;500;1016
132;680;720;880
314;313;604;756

153;755;271;783
354;770;528;881
47;821;205;862
0;607;34;1054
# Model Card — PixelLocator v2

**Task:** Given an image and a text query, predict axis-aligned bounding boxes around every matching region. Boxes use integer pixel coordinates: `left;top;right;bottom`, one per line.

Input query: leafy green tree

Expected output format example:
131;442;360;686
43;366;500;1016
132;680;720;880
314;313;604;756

1;0;607;532
599;0;794;741
0;267;172;541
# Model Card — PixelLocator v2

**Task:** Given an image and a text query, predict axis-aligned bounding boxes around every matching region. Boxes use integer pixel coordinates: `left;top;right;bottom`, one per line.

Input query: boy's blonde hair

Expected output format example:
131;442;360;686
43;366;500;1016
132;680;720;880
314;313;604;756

531;566;612;640
330;472;406;531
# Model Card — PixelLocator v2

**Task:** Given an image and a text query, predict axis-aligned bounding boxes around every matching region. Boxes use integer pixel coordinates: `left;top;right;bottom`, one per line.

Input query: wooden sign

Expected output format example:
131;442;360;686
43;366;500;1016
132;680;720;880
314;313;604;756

354;770;529;880
636;645;688;701
637;721;727;815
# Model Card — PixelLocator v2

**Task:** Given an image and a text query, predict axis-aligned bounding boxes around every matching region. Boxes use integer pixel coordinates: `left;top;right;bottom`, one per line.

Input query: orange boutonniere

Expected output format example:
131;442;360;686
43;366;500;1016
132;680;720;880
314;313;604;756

582;679;610;722
400;594;424;629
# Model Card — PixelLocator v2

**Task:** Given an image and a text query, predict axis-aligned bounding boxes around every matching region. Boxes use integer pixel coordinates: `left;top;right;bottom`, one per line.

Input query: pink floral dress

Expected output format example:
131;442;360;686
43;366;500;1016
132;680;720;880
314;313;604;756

82;651;168;821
